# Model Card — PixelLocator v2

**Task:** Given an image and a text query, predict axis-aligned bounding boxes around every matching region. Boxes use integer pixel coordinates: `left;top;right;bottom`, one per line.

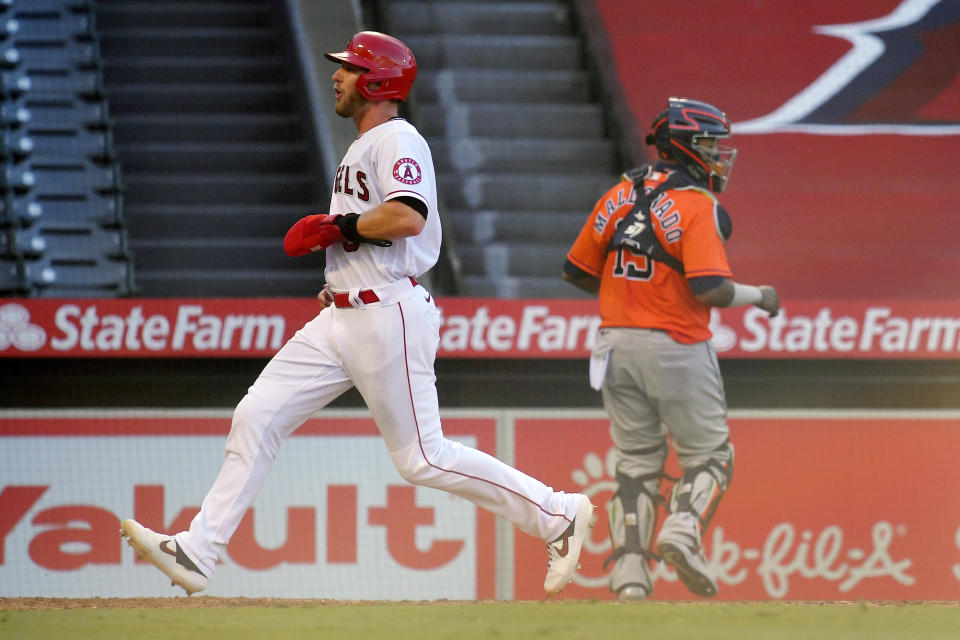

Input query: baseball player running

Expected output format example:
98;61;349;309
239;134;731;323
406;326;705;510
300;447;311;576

120;31;593;597
563;97;779;600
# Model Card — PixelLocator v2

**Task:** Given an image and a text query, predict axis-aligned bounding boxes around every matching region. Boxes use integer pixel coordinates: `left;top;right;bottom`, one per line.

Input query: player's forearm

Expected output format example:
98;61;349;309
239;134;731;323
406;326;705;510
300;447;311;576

355;200;425;240
694;278;780;317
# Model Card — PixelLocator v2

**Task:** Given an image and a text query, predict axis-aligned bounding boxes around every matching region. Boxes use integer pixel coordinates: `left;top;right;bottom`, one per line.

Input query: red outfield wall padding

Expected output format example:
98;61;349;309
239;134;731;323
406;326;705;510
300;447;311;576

589;0;960;301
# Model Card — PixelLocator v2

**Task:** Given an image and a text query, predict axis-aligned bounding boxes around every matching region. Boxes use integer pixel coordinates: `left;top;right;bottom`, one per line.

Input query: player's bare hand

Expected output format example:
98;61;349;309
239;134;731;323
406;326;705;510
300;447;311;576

317;286;334;309
757;285;780;317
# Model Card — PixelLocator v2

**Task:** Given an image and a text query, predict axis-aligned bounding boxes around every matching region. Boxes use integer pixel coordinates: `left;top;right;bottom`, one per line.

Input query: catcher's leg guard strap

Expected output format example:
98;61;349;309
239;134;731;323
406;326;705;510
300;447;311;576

670;443;734;530
604;469;661;570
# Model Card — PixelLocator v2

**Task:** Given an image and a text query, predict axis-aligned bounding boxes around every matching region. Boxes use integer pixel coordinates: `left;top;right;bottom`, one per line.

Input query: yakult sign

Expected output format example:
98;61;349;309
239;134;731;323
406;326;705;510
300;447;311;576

0;414;496;599
2;298;960;359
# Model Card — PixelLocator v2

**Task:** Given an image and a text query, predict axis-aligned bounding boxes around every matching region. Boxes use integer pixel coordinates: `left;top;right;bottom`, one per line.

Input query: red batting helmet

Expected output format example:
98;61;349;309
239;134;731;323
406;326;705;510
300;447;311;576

325;31;417;102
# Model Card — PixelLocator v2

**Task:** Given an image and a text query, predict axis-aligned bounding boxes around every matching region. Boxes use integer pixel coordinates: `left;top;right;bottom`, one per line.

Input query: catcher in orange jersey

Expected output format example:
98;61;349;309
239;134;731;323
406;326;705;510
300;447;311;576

562;97;779;601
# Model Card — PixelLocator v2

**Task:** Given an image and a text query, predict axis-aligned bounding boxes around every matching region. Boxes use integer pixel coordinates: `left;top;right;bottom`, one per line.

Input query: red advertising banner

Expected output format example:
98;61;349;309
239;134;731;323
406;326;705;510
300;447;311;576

512;415;960;601
0;413;496;599
3;410;959;600
1;298;960;359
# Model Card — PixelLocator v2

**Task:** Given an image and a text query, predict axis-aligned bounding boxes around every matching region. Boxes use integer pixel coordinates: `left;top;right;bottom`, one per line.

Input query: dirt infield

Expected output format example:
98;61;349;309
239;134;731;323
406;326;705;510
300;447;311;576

0;597;352;610
3;597;957;611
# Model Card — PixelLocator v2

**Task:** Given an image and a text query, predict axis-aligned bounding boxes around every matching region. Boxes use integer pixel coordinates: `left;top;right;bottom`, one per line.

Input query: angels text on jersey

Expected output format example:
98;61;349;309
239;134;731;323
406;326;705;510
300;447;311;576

334;165;370;202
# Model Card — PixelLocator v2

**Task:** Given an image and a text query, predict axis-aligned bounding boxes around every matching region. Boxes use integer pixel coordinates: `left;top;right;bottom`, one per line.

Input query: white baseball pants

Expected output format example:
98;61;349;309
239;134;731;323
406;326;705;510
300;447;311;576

176;281;578;577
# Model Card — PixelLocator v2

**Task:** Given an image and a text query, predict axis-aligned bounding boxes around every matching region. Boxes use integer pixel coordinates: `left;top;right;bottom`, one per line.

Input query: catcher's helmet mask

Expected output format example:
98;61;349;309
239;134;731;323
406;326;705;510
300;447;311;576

646;97;737;192
325;31;417;102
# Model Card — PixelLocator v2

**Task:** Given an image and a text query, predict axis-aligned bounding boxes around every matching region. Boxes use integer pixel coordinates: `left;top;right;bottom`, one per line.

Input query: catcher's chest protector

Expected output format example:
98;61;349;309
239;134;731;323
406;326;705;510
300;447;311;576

608;164;689;274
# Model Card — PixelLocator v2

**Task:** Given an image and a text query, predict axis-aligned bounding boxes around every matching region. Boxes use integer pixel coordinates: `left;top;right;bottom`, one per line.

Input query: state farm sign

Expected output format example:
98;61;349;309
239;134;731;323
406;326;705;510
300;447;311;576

2;298;960;359
0;300;299;356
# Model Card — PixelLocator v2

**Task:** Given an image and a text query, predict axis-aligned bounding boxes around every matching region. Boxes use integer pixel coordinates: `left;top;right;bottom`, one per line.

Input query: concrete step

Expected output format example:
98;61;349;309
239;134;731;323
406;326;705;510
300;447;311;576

97;2;273;30
133;267;326;297
431;137;616;173
133;237;313;270
112;114;302;143
123;173;315;205
390;1;573;36
103;56;288;84
448;210;588;244
418;103;605;138
99;27;280;57
405;34;581;69
461;273;594;299
119;141;311;173
105;83;295;114
126;204;306;240
439;173;612;211
416;70;592;104
458;242;570;278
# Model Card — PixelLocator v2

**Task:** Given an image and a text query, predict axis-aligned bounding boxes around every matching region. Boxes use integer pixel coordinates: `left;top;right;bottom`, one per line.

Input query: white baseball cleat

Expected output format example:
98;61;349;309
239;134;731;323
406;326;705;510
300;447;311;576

543;494;596;595
120;519;208;596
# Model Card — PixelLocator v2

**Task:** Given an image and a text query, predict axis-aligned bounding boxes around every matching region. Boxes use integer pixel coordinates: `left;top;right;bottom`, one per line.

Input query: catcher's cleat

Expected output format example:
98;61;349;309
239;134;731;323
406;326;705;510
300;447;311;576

656;510;719;598
657;539;717;598
543;494;596;595
120;519;208;595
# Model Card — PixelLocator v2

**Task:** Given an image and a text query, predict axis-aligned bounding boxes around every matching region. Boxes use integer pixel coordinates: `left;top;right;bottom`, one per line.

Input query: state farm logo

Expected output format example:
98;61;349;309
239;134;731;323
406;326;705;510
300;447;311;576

438;305;601;354
709;308;737;352
740;306;960;354
47;303;287;353
0;303;46;351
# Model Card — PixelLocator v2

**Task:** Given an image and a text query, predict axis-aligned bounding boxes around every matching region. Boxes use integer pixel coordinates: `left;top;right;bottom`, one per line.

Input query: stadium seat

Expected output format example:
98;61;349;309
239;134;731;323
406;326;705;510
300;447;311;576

3;192;123;227
24;254;132;296
18;162;120;195
15;38;100;68
5;127;111;161
31;225;128;260
1;0;131;298
0;67;30;97
11;66;103;97
10;10;94;41
3;95;109;128
11;0;93;13
3;224;45;256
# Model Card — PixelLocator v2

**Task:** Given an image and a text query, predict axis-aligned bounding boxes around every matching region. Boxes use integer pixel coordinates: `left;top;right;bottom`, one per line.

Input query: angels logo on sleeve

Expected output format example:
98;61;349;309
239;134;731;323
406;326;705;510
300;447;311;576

393;157;422;185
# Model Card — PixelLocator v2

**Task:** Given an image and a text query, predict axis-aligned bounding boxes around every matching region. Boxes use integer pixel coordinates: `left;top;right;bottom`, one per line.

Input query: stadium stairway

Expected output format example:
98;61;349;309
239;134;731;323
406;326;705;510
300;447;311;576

386;0;617;298
94;0;327;297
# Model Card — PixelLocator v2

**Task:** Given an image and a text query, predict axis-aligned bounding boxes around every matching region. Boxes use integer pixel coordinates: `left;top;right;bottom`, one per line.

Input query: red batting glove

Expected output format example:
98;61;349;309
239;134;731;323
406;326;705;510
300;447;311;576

283;214;345;257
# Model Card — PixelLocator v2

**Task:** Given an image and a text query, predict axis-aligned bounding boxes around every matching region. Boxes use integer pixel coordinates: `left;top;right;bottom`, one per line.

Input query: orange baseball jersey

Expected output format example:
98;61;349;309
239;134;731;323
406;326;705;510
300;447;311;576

566;167;732;344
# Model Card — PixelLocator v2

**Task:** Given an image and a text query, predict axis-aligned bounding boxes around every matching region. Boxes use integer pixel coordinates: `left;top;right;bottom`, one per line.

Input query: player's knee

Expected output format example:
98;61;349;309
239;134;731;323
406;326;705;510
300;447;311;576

224;395;257;455
225;394;281;460
614;439;668;478
397;458;437;486
389;448;435;485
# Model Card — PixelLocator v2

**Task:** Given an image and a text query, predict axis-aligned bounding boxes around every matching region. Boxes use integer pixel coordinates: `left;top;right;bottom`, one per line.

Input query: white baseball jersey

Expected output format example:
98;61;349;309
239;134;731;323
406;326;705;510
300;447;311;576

324;117;442;290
